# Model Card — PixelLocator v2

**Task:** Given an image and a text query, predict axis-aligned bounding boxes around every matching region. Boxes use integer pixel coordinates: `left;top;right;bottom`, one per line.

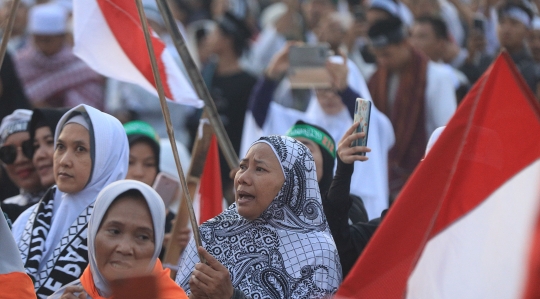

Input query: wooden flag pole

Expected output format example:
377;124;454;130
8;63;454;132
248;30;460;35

134;0;205;263
0;0;20;69
154;0;239;171
162;112;214;277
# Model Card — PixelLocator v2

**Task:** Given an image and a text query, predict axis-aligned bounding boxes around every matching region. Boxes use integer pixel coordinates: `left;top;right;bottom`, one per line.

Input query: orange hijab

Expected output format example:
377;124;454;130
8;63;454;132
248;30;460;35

80;259;187;299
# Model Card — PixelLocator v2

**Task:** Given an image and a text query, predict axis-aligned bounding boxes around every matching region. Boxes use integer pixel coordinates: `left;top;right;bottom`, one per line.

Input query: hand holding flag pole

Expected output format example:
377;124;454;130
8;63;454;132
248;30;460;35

154;0;239;175
134;0;205;263
0;0;20;69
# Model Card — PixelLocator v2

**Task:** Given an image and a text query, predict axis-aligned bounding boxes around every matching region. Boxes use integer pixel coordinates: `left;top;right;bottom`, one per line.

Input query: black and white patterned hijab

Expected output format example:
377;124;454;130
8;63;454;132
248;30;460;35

176;135;342;298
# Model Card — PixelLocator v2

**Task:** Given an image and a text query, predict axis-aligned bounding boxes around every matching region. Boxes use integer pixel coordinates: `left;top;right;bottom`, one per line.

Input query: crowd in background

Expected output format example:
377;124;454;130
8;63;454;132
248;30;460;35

1;0;540;297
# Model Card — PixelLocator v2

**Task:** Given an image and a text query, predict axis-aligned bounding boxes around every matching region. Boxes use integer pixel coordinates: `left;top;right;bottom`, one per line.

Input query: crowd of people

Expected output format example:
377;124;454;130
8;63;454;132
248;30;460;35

1;0;540;298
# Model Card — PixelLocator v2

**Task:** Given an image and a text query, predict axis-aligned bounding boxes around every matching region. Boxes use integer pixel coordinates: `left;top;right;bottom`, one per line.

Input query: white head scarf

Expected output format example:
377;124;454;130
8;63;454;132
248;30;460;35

305;56;395;219
177;136;341;298
41;104;130;269
87;179;166;297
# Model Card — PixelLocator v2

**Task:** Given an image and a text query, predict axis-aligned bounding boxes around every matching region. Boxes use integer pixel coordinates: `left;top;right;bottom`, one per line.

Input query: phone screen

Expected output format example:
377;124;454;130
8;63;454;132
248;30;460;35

352;98;371;156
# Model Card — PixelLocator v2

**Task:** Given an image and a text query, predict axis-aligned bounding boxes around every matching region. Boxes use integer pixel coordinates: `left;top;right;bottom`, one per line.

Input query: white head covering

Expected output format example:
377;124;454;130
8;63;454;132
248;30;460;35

0;109;32;145
305;56;395;219
533;16;540;31
177;136;341;298
40;104;129;269
28;3;68;35
87;179;166;297
0;208;25;275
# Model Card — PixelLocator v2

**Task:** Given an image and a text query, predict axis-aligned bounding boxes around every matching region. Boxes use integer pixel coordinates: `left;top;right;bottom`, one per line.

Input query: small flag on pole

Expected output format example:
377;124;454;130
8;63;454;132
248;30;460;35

198;135;223;224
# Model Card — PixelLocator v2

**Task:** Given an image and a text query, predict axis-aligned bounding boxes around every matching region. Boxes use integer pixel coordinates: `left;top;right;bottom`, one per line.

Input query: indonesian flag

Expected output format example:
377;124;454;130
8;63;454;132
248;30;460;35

0;209;34;298
197;135;223;224
336;53;540;298
72;0;203;108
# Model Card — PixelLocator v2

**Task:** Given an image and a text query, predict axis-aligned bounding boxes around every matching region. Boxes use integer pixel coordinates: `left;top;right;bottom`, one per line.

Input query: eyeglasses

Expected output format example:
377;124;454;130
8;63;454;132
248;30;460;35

0;140;34;164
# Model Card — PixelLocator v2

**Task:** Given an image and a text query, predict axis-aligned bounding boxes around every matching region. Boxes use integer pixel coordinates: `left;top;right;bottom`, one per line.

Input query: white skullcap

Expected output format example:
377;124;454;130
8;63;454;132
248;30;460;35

28;3;68;35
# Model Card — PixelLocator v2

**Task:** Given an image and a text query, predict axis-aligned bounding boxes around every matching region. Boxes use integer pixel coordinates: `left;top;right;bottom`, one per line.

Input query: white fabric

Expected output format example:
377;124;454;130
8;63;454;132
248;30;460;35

533;16;540;30
425;61;457;137
159;138;191;213
0;109;32;145
64;114;89;131
439;0;465;46
87;180;166;297
176;136;341;298
12;104;129;269
406;160;540;299
28;3;68;35
0;207;25;274
425;126;446;157
72;0;203;108
240;58;395;219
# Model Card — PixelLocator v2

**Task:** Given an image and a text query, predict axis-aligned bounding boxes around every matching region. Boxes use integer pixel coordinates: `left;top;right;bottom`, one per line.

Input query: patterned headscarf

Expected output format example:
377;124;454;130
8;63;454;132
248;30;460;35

176;135;341;298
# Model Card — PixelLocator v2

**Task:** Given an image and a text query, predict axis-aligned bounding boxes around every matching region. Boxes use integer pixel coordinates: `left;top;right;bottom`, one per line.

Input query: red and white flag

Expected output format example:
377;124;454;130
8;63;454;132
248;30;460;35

197;135;224;224
72;0;203;108
336;53;540;298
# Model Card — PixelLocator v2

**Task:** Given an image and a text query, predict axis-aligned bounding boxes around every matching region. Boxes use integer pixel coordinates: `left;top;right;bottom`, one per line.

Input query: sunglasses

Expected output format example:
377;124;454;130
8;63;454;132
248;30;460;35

0;140;34;164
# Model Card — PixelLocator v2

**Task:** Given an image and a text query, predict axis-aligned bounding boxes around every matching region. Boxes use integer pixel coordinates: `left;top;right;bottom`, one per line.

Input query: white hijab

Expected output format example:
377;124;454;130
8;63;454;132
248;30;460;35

88;179;166;297
42;104;130;268
240;57;395;219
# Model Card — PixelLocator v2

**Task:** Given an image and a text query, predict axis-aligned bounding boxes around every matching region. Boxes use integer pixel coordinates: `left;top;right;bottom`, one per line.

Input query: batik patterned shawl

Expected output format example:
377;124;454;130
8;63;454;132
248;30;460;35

15;46;104;110
176;136;341;299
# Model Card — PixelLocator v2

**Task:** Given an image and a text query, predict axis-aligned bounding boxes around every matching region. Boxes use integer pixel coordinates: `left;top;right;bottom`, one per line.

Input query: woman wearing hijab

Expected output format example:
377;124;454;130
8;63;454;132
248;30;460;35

241;44;395;221
28;108;69;188
11;104;129;298
48;180;188;299
176;135;341;299
124;120;161;186
286;120;368;223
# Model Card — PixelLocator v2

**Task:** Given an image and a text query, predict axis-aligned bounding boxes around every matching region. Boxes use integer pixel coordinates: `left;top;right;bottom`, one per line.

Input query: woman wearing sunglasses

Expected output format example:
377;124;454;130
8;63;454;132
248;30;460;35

11;104;129;298
0;109;45;221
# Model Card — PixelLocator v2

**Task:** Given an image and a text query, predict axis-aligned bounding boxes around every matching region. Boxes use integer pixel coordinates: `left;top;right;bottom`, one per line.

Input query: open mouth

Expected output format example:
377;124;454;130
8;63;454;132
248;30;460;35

237;190;255;202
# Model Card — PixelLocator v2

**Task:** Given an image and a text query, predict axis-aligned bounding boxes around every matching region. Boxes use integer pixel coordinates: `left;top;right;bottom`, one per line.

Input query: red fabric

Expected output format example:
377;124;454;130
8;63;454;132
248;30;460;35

336;52;540;298
80;259;187;299
0;272;35;298
199;135;223;224
96;0;174;100
523;189;540;299
369;47;429;198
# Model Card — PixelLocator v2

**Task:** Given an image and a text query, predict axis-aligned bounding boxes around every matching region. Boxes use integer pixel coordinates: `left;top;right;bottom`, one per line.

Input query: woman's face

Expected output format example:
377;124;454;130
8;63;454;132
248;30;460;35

295;137;323;182
33;126;55;187
126;142;158;186
95;196;155;283
53;123;92;194
2;131;42;191
234;143;285;220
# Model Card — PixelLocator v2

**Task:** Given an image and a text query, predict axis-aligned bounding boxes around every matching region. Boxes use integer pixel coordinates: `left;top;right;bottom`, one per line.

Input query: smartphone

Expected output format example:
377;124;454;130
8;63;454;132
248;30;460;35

473;18;484;33
288;43;331;89
152;172;180;208
352;98;371;156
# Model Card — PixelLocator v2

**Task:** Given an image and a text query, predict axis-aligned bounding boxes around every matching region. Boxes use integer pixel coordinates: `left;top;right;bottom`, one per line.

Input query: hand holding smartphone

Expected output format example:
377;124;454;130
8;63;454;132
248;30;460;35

351;98;371;156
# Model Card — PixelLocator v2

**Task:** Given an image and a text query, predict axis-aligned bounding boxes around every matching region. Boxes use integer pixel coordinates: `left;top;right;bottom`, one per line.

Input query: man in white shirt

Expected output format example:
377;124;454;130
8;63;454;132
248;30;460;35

367;17;456;200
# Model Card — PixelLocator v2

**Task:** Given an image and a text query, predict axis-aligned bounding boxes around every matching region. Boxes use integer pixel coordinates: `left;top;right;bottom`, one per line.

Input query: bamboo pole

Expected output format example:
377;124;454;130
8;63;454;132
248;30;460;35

162;112;214;277
0;0;20;69
154;0;239;172
134;0;205;263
